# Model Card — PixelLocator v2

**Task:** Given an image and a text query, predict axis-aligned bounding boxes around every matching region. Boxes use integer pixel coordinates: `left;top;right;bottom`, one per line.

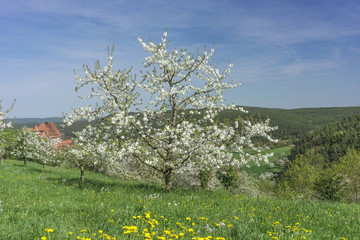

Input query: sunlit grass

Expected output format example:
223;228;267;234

232;146;292;177
0;159;358;239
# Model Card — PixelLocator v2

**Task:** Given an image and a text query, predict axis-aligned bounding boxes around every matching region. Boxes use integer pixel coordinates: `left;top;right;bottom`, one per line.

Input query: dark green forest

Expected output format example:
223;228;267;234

218;106;360;140
290;113;360;163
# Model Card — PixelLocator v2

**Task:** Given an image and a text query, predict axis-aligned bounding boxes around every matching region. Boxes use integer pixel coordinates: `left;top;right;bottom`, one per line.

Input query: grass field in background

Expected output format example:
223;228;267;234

0;158;358;240
234;146;292;177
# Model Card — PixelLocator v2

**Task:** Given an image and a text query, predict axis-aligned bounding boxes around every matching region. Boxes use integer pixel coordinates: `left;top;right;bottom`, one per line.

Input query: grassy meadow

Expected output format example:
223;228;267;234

1;159;359;240
241;146;292;177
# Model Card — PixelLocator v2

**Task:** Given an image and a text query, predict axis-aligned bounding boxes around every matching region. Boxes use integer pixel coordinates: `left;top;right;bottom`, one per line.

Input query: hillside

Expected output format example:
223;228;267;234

218;106;360;140
290;113;360;162
12;106;360;140
13;117;62;128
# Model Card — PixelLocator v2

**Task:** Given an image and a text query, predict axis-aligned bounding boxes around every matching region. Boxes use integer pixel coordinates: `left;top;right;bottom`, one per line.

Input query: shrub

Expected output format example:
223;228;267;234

314;169;344;201
332;148;360;202
216;165;239;190
199;169;212;189
276;154;325;199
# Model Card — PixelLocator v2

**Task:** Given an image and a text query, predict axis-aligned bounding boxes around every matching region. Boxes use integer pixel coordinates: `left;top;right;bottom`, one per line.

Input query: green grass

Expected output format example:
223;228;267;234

234;146;292;177
0;159;359;240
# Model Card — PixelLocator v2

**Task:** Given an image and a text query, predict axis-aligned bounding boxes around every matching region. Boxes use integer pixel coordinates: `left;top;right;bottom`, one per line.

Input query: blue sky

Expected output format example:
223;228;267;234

1;0;359;118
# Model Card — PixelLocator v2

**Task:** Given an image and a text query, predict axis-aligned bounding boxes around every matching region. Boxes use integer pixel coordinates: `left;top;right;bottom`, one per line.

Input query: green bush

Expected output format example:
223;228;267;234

276;154;325;199
216;165;238;190
332;148;360;202
199;169;212;189
314;169;344;201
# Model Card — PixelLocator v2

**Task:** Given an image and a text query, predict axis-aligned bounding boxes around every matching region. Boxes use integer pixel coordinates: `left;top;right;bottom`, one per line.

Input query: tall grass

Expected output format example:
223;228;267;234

0;159;358;239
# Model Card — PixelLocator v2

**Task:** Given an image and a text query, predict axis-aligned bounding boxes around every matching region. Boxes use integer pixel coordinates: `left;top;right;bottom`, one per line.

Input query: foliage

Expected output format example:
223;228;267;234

0;100;15;164
199;169;212;189
64;30;276;191
216;165;239;190
332;148;360;202
276;154;325;199
0;129;18;161
313;168;344;201
216;106;360;141
290;113;360;163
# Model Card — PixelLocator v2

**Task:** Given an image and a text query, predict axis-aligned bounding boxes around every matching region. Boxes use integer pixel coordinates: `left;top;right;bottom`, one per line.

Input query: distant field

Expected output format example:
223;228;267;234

233;146;292;177
1;159;358;239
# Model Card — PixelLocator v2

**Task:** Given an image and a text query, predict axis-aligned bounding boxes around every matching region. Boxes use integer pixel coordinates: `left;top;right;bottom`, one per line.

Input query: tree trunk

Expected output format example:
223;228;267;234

80;165;85;182
164;171;173;192
23;158;27;166
42;163;45;172
0;157;3;165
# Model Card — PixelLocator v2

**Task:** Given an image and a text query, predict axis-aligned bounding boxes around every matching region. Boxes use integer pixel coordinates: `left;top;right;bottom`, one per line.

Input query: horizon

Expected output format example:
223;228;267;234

1;0;360;118
10;105;360;120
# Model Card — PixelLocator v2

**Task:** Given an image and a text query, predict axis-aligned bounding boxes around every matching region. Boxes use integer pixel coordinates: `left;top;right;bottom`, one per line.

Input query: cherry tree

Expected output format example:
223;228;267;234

64;31;277;191
0;100;15;165
13;128;54;170
66;125;119;182
0;100;15;131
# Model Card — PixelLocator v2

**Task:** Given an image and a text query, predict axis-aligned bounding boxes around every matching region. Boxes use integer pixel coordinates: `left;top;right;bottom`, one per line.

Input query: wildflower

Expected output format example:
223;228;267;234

41;237;46;240
45;228;54;233
217;222;225;228
123;226;138;234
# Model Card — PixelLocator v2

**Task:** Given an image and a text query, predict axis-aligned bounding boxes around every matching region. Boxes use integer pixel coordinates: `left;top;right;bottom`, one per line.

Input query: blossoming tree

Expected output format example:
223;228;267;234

13;128;54;170
0;100;15;165
66;125;119;182
64;31;277;191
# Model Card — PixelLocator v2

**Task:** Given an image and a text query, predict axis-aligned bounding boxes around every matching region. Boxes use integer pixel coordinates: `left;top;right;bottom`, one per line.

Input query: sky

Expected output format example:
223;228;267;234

1;0;359;118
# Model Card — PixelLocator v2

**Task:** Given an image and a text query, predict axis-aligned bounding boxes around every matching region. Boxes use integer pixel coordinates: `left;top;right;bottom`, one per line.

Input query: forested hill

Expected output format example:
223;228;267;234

290;113;360;163
11;106;360;140
13;117;62;126
218;106;360;140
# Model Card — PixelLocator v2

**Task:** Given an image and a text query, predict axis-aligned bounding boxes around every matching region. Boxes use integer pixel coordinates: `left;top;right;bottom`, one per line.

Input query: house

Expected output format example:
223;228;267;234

29;122;72;149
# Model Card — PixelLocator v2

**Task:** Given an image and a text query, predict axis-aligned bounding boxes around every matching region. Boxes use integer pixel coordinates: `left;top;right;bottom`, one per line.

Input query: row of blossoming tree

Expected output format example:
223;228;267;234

63;31;277;191
0;100;62;170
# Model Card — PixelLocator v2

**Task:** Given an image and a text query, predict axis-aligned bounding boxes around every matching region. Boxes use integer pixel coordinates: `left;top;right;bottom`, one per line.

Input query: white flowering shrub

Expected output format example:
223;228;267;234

64;30;277;191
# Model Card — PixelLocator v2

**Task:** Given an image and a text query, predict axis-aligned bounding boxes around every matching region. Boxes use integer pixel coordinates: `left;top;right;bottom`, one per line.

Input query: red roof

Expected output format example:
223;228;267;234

30;122;61;138
53;139;73;149
30;122;72;149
